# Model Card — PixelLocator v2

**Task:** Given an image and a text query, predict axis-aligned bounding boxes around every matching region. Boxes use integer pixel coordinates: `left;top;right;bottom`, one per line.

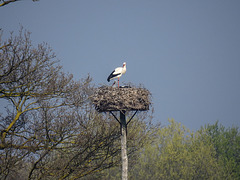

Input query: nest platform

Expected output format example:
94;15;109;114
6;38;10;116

92;86;151;112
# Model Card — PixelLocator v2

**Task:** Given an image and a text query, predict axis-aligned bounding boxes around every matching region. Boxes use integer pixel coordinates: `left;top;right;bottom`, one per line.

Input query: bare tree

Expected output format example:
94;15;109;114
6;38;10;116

0;28;121;179
0;27;76;150
27;106;121;180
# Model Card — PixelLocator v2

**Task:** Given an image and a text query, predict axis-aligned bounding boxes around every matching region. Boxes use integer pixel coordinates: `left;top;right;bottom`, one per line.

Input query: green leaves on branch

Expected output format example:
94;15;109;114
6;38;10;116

130;119;240;179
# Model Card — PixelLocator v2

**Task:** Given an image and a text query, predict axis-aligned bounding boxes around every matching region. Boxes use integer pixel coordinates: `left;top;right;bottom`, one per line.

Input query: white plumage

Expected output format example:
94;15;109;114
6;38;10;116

107;62;126;87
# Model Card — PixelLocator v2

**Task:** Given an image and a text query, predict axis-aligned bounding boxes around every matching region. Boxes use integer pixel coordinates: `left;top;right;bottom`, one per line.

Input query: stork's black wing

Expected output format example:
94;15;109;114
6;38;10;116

107;70;120;82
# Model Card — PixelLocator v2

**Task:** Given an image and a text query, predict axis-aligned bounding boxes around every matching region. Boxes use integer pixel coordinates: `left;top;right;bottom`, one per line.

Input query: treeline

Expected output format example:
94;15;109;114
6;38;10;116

85;119;240;180
1;29;239;179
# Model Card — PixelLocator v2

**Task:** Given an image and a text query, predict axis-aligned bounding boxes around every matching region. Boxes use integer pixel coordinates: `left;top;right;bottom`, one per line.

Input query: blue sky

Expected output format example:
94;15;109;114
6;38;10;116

1;0;240;130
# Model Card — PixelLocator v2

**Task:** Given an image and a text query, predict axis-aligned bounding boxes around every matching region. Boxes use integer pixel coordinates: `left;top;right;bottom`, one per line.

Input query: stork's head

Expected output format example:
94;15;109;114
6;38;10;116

123;62;126;67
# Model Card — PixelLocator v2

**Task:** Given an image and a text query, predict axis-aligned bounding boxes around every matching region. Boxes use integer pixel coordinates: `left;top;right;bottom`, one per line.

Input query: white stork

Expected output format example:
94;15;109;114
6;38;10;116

107;62;126;87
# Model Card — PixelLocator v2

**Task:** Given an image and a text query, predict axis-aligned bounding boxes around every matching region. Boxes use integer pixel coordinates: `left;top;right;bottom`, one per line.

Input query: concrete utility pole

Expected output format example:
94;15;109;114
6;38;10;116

120;111;128;180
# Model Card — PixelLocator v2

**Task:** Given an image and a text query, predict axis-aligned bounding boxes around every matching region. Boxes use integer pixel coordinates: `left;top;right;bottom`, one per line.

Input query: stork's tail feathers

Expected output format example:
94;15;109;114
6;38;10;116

107;70;120;82
107;71;114;82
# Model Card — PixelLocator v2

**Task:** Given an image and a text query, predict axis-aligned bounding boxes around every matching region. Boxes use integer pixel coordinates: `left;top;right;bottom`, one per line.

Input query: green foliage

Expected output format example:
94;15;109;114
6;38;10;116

130;119;221;180
204;121;240;179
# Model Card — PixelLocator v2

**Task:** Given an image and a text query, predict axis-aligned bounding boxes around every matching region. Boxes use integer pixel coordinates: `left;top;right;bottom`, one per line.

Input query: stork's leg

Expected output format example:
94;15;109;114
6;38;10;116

118;77;119;87
112;81;116;87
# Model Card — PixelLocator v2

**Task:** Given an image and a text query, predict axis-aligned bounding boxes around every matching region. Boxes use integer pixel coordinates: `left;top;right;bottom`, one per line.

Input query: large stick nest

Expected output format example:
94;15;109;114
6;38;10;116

92;86;151;112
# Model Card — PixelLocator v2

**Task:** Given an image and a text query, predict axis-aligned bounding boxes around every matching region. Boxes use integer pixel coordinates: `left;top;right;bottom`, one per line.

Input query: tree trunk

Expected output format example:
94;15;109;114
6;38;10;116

120;111;128;180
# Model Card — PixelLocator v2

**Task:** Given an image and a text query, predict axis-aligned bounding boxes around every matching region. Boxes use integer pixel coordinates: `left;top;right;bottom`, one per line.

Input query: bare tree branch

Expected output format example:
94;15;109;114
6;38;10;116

0;0;39;7
0;0;19;7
